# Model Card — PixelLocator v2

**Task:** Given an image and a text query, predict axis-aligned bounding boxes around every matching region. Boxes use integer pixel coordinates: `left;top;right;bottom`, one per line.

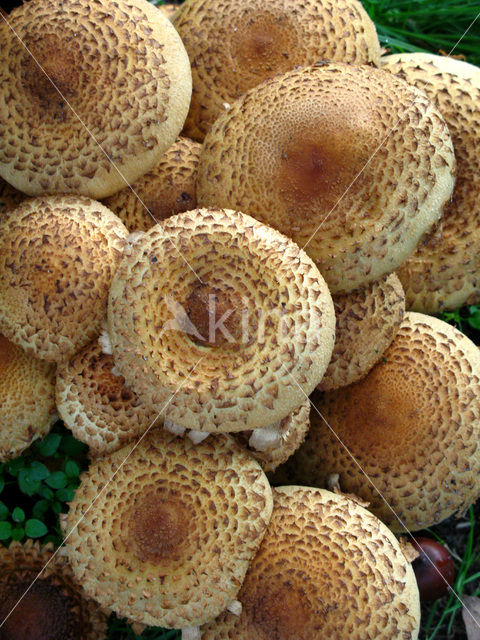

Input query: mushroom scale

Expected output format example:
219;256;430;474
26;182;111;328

64;429;273;628
0;0;192;198
0;334;56;462
197;63;456;294
382;53;480;312
0;540;108;640
201;486;420;640
56;338;162;456
107;208;335;433
174;0;380;141
318;273;405;391
0;195;128;363
273;313;480;531
103;137;202;232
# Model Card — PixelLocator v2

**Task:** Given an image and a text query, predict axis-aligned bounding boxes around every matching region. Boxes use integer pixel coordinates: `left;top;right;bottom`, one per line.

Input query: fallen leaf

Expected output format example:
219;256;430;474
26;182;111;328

462;595;480;640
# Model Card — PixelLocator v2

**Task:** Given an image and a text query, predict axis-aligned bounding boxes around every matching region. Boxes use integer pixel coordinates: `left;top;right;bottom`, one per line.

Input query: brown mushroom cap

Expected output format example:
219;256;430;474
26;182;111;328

107;208;335;433
174;0;380;141
103;137;201;232
0;195;128;363
318;273;405;391
201;486;420;640
0;176;25;216
0;0;192;199
0;540;107;640
56;338;162;456
0;334;56;462
274;313;480;531
197;63;455;294
159;2;178;20
64;429;273;628
382;53;480;312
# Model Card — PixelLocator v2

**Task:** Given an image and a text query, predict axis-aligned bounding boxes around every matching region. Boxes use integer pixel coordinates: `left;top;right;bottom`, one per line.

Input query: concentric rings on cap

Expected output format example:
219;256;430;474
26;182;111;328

0;0;192;198
201;486;420;640
107;208;335;432
0;196;128;363
64;430;273;628
197;63;456;293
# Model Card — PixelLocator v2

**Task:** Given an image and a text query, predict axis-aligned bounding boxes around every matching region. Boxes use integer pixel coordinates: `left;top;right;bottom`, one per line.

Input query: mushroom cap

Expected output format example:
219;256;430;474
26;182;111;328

56;338;161;456
0;195;128;363
274;313;480;531
235;398;310;472
197;63;456;294
103;137;202;232
0;334;56;462
318;273;405;391
64;429;273;628
174;0;380;141
382;53;480;312
0;540;107;640
0;0;192;198
107;208;335;432
0;176;25;216
201;486;420;640
159;2;178;20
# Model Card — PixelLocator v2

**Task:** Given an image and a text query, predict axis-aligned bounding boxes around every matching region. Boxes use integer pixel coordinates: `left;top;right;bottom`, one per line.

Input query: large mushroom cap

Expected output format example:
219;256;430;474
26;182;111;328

0;195;128;363
174;0;380;141
103;136;202;232
0;0;192;198
382;53;480;312
319;273;405;391
0;334;56;461
201;486;420;640
56;338;161;456
64;429;273;628
0;540;107;640
275;313;480;531
197;63;455;294
107;208;335;432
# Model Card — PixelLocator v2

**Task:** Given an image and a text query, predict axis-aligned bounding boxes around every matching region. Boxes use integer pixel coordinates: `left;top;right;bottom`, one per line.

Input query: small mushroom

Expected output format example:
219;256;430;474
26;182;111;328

197;63;456;294
63;429;273;628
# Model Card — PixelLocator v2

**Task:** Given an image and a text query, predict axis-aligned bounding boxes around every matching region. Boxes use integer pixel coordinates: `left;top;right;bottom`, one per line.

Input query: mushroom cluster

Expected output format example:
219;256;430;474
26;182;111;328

1;0;479;637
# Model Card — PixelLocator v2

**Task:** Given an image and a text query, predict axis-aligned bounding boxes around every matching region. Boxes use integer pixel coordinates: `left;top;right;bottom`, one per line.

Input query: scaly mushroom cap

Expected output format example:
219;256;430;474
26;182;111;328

235;398;310;472
107;208;335;433
382;53;480;312
0;334;56;462
64;429;273;628
197;63;455;294
103;137;202;232
0;196;128;363
174;0;380;141
0;0;192;198
159;2;178;20
319;273;405;391
275;313;480;531
0;176;25;216
0;540;107;640
56;338;161;456
201;486;420;640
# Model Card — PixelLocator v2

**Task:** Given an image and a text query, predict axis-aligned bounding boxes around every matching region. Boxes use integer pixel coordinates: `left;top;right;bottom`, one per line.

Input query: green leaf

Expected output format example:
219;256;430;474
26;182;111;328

29;461;50;482
51;501;62;515
467;309;480;330
25;519;48;538
35;433;61;457
12;507;25;523
64;460;80;478
56;487;75;503
37;485;54;500
0;501;8;520
7;457;25;477
10;526;24;541
32;499;51;518
0;521;12;540
0;475;5;494
59;435;87;457
46;471;68;489
18;469;41;496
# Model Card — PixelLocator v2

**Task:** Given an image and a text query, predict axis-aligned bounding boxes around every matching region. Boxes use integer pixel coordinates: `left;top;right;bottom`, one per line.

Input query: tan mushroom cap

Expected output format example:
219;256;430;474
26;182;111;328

0;0;192;199
107;208;335;433
103;137;201;232
0;195;128;363
0;334;56;462
0;176;25;216
159;2;178;20
56;338;161;456
319;273;405;391
174;0;380;141
274;313;480;531
0;540;108;640
64;429;273;628
197;63;455;294
201;486;420;640
382;53;480;312
234;398;310;472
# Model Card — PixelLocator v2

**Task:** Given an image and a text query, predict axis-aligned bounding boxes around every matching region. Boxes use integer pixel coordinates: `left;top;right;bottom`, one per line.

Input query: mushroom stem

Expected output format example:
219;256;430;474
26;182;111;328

227;600;242;615
164;419;186;437
182;626;202;640
98;329;113;355
249;422;282;452
188;430;209;444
